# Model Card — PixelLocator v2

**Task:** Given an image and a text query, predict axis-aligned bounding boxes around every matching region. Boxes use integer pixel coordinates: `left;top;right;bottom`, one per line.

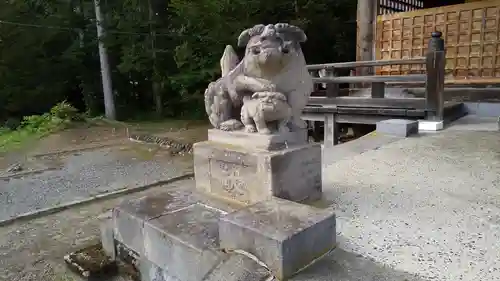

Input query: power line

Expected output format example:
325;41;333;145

0;19;73;31
0;18;357;43
0;18;230;44
0;19;178;37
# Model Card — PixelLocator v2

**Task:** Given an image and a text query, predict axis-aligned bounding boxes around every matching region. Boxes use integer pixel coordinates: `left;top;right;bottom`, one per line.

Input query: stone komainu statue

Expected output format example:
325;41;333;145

204;23;314;134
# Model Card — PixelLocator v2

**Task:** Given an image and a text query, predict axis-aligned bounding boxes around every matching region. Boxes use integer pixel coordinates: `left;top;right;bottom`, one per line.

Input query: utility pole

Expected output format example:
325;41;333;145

357;0;376;76
93;0;116;120
148;0;162;117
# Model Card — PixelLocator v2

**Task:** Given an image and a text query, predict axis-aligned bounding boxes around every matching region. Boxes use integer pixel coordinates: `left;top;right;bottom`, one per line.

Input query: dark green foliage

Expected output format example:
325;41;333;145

0;0;357;122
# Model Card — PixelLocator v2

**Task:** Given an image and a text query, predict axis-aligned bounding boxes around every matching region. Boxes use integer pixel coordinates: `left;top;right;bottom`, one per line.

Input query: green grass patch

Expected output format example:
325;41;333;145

0;128;38;153
0;101;209;154
0;101;84;154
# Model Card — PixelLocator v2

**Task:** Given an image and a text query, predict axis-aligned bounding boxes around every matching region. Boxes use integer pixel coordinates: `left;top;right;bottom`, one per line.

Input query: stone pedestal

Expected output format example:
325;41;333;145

97;130;334;281
194;130;322;205
89;21;338;281
95;130;336;281
207;129;307;151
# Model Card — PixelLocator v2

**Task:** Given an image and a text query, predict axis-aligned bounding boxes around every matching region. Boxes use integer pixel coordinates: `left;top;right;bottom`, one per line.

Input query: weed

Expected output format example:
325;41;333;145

0;101;83;153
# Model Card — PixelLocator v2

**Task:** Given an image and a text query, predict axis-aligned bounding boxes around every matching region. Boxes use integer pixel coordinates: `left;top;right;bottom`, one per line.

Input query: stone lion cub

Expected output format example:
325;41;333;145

240;91;292;134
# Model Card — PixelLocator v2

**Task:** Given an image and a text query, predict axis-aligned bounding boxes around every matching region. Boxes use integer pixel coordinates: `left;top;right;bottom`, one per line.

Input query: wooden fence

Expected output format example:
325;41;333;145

375;0;500;79
307;31;446;121
304;31;447;146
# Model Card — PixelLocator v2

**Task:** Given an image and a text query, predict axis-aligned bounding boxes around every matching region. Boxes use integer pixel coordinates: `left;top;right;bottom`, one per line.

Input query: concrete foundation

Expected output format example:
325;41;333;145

376;119;419;137
418;120;444;131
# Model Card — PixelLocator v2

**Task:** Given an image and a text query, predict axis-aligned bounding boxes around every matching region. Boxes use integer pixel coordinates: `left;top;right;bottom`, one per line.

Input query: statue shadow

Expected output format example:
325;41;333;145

299;187;426;281
291;246;425;281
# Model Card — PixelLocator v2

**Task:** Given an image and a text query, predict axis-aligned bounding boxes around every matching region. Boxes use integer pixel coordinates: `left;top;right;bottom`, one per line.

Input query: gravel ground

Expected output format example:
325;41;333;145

2;126;500;281
0;144;193;222
323;130;500;281
0;178;195;281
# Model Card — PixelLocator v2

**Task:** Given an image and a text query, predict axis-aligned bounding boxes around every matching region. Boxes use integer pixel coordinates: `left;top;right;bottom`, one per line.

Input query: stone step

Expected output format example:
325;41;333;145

109;188;272;281
142;203;224;281
112;190;225;281
112;189;201;257
376;119;419;137
106;189;335;281
219;197;336;280
141;251;273;281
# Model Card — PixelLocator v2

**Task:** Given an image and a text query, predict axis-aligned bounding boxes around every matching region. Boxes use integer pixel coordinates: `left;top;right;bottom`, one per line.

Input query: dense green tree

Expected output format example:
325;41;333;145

0;0;357;123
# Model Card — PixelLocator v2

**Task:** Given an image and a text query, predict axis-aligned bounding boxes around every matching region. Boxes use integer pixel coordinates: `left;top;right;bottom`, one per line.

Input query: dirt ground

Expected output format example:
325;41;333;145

0;119;206;280
0;119;208;170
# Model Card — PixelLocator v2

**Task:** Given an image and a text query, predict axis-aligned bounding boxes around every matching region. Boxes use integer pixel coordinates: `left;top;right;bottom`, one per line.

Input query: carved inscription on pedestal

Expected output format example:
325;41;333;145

208;158;255;203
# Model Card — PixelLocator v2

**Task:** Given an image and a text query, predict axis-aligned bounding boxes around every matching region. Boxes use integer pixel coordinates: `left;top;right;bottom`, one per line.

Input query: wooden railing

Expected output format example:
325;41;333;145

306;31;446;121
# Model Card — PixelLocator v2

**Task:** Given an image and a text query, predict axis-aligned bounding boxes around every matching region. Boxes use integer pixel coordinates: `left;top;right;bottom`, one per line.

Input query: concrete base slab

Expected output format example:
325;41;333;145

203;252;273;281
108;189;275;281
376;119;418;137
112;189;199;255
139;250;273;281
98;211;115;260
219;197;336;280
418;120;444;131
208;129;307;151
143;203;224;281
140;258;181;281
194;141;322;205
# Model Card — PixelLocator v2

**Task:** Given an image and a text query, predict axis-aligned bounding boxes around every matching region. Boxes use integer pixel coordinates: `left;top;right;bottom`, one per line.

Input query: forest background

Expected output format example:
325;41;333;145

0;0;357;124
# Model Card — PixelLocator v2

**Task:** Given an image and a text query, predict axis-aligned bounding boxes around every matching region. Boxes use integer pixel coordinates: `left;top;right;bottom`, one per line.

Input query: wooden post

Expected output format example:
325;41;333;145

425;31;445;121
325;68;339;98
311;70;320;93
349;69;356;92
313;121;322;142
324;114;339;147
371;82;385;98
318;68;339;97
357;0;376;77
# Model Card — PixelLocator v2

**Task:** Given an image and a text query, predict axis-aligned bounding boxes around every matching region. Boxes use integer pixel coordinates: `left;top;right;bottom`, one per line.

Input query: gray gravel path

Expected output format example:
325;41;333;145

0;179;196;281
0;145;192;222
322;130;500;281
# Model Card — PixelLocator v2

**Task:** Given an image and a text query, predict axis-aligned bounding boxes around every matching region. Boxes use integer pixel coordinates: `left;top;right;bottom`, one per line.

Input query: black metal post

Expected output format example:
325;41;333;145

425;31;445;121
